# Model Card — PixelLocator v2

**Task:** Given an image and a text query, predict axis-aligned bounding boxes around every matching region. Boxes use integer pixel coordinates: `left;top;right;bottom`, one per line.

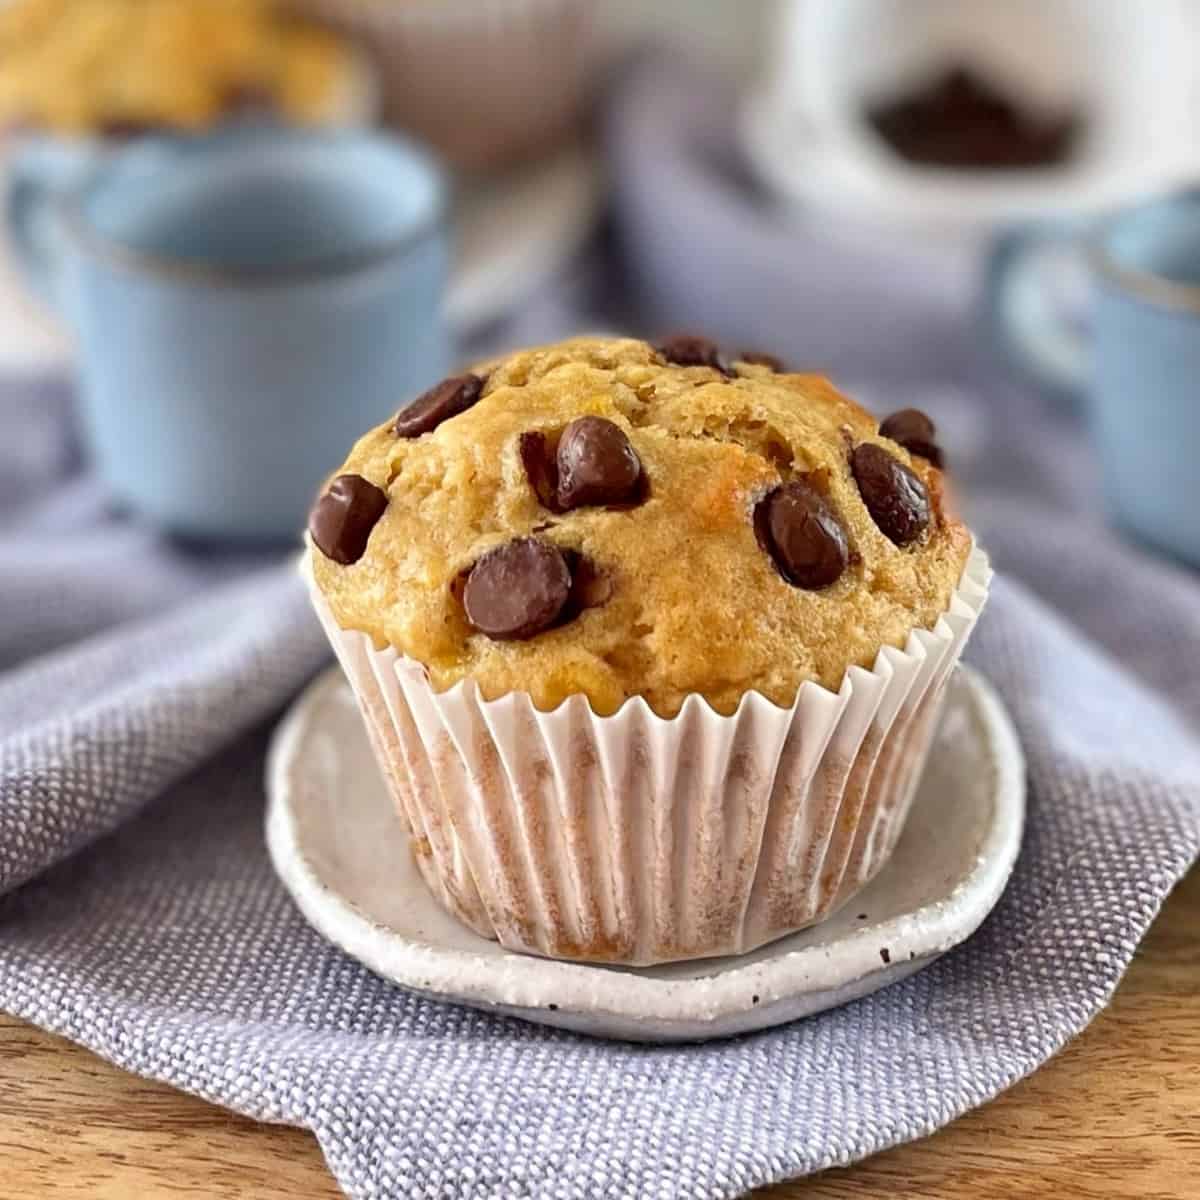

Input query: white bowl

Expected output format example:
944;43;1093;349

744;0;1200;245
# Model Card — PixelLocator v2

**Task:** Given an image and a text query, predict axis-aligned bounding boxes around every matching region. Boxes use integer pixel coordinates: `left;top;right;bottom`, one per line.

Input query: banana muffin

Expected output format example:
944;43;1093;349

305;334;989;964
309;335;972;716
0;0;359;136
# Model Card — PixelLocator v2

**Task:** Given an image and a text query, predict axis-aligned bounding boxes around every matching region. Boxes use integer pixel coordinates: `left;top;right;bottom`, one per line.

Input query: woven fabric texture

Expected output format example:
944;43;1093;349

1;58;1198;1200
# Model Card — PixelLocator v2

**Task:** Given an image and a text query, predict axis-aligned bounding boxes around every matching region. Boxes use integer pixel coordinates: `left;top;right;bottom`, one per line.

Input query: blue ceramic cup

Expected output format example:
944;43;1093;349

4;127;449;540
988;191;1200;567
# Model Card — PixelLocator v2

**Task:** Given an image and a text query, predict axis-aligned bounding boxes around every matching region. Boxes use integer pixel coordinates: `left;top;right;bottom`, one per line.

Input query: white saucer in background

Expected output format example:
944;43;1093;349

266;666;1025;1043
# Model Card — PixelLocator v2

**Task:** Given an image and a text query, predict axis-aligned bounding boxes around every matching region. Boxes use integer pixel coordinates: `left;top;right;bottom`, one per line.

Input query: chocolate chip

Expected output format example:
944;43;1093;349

308;474;388;565
555;417;643;510
865;65;1082;171
851;443;931;546
655;333;731;376
394;374;484;438
755;480;849;589
561;550;614;619
519;431;561;511
879;408;944;468
463;537;571;640
738;350;787;372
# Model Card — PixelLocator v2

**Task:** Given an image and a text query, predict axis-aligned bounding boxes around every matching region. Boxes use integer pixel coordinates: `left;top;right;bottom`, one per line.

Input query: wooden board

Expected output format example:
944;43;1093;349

0;866;1196;1199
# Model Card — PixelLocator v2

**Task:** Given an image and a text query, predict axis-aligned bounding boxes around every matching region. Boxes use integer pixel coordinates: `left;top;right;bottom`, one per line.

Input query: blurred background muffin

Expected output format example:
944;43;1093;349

286;0;597;170
0;0;372;137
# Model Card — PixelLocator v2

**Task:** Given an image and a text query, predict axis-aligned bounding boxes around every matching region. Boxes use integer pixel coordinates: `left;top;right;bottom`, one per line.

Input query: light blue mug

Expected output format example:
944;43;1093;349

4;126;449;540
988;191;1200;567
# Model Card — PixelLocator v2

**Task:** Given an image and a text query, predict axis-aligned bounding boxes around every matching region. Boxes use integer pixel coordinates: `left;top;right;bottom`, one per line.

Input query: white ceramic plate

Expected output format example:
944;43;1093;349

266;665;1025;1042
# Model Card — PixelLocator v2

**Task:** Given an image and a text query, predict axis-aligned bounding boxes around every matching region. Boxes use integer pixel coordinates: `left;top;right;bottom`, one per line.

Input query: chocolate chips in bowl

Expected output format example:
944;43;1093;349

864;65;1084;171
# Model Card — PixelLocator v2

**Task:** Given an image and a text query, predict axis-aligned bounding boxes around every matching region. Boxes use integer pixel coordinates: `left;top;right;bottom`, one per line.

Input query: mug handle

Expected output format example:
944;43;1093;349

984;219;1097;406
3;142;97;312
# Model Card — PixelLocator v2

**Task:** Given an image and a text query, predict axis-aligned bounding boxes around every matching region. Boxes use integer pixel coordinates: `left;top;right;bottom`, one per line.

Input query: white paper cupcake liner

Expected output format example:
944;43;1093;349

289;0;596;169
303;543;991;966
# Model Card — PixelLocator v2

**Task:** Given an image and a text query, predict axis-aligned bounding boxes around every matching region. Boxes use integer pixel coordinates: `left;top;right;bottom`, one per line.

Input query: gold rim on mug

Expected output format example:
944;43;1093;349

1091;238;1200;316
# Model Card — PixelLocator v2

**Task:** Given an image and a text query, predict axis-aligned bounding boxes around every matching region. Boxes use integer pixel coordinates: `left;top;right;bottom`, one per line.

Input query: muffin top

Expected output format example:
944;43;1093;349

309;336;971;717
0;0;354;136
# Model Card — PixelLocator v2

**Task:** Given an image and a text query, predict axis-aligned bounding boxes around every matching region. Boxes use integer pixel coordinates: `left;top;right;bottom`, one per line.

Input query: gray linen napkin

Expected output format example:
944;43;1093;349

1;56;1198;1200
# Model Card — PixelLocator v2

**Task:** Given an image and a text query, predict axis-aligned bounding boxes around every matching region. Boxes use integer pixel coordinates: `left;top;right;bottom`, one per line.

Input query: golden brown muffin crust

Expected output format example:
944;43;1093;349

310;336;972;716
0;0;352;135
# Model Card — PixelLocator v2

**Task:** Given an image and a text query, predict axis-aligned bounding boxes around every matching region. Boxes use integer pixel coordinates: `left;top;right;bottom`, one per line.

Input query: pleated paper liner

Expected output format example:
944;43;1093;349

304;543;991;966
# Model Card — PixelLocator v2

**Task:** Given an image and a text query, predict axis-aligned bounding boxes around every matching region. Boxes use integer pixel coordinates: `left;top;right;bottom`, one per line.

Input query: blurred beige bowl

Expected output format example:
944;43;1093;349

289;0;597;170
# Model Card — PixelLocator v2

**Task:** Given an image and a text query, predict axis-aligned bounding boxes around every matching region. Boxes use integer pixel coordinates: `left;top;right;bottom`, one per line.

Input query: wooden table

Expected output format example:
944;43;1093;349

1;866;1196;1199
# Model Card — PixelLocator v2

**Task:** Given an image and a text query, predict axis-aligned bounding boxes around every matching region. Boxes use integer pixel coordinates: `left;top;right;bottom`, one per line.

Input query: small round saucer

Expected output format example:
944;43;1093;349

266;666;1024;1042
